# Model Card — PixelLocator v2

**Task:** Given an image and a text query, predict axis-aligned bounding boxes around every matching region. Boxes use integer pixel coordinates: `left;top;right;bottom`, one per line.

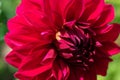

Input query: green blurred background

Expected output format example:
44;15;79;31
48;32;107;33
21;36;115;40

0;0;120;80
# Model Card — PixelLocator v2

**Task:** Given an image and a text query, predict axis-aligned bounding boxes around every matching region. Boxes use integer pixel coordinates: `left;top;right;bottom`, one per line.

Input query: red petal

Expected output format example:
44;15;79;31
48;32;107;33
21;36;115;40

15;70;52;80
5;15;40;48
5;14;55;48
28;0;55;26
22;10;55;31
16;0;42;14
5;31;40;48
94;49;112;76
32;70;56;80
68;65;97;80
93;24;113;34
49;0;70;27
68;66;85;80
95;24;120;42
95;57;112;76
99;41;120;56
27;0;69;29
7;15;36;32
17;0;57;31
84;67;97;80
15;48;56;79
6;51;23;68
5;45;31;68
114;23;120;33
79;0;104;22
93;4;114;27
52;59;70;80
64;0;84;21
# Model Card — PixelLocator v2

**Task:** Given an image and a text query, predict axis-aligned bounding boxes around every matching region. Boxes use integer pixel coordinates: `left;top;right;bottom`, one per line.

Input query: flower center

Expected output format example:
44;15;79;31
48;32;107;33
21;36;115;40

55;25;96;70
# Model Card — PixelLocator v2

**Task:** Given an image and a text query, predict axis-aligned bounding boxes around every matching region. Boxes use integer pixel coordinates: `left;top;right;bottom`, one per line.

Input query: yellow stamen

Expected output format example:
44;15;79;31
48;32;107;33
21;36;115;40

56;32;61;40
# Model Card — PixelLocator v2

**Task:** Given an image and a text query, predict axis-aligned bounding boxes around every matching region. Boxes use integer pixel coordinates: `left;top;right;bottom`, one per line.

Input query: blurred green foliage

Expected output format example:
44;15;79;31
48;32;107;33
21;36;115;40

0;0;120;80
98;0;120;80
0;0;20;80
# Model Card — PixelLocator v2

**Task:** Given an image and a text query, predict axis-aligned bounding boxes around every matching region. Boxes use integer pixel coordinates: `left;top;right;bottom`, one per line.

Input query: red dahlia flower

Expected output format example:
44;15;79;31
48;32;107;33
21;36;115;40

5;0;120;80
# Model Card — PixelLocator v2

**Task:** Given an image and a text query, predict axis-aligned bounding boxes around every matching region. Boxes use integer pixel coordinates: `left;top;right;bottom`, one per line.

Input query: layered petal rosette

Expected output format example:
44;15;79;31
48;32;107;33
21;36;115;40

5;0;120;80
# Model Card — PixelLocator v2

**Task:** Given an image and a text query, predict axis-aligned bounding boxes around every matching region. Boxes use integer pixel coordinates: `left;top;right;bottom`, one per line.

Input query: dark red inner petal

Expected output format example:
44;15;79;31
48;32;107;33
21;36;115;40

55;25;96;71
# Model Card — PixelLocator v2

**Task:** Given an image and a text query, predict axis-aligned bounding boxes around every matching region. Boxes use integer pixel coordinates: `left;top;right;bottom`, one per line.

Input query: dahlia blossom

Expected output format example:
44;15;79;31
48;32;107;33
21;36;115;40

5;0;120;80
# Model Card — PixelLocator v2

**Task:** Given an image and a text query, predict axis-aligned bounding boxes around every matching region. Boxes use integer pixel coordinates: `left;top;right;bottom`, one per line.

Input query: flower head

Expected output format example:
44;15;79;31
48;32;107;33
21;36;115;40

5;0;120;80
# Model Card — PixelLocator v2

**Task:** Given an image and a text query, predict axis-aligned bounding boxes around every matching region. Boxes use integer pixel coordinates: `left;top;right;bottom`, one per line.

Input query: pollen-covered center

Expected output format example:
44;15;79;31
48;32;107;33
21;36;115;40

55;26;96;70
